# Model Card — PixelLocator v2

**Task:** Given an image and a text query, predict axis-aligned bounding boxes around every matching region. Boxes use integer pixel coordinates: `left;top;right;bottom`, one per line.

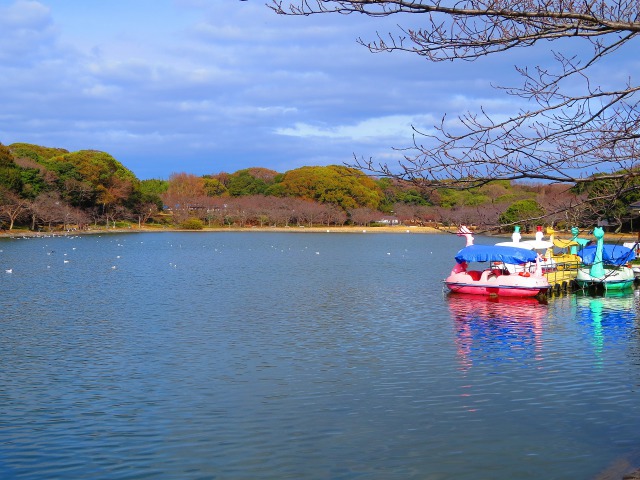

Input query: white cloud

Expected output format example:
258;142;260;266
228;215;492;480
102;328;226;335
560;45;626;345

0;0;51;28
81;84;122;98
0;0;56;64
1;0;635;179
275;115;436;141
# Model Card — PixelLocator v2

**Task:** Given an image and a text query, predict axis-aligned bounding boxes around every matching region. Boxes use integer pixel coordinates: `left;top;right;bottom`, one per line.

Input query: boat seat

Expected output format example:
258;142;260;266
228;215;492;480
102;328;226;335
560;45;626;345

467;270;482;281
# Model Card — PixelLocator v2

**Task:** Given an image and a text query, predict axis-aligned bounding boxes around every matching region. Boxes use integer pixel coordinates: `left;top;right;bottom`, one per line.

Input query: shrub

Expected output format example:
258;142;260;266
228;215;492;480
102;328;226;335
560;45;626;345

179;218;204;230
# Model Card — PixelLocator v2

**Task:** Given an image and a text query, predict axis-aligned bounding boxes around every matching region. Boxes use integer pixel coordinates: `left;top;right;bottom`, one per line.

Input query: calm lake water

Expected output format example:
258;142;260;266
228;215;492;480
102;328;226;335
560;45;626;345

1;231;639;480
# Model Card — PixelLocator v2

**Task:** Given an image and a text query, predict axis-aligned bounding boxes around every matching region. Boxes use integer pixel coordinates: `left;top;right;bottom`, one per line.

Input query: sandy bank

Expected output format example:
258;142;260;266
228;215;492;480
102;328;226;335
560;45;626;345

1;225;638;241
0;225;446;238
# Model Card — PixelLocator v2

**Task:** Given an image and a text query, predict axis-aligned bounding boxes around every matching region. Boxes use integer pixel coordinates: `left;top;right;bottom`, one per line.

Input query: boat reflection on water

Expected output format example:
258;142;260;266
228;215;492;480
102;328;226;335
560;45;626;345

573;290;639;365
446;294;548;372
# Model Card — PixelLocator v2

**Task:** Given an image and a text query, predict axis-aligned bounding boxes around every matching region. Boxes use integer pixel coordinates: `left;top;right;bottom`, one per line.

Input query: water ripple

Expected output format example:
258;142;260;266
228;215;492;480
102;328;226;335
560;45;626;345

1;233;640;479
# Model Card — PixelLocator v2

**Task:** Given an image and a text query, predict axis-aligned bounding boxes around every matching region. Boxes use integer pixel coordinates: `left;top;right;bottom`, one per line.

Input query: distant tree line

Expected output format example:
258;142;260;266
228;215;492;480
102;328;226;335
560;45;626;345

1;142;638;232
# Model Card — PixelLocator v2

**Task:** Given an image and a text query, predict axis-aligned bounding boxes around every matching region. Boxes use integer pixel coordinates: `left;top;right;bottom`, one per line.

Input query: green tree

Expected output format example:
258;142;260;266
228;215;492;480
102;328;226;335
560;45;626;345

8;143;69;162
50;150;137;186
275;165;384;211
140;179;169;197
227;170;269;197
573;173;640;232
202;176;227;196
18;166;49;199
0;145;22;193
498;200;545;232
0;167;22;193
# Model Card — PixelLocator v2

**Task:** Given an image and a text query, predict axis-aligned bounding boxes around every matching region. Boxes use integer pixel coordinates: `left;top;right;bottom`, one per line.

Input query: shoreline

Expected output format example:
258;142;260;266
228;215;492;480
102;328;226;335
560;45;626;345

0;225;447;238
1;225;639;240
1;224;639;241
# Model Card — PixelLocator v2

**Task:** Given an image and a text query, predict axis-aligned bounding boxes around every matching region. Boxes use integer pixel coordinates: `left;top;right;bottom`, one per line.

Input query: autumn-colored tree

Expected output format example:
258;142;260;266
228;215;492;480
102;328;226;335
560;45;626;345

165;173;205;198
244;167;279;183
349;207;381;226
95;177;134;227
0;144;14;167
30;192;66;230
0;188;29;230
291;198;330;227
323;203;348;226
162;173;208;223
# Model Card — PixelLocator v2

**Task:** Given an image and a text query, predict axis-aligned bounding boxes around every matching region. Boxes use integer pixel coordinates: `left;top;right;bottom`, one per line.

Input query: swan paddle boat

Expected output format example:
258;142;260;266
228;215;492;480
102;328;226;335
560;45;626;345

495;226;556;274
575;227;635;291
445;226;550;297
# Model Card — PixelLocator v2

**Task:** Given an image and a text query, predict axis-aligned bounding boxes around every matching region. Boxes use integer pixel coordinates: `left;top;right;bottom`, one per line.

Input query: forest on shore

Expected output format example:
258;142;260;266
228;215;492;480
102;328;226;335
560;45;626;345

0;142;635;233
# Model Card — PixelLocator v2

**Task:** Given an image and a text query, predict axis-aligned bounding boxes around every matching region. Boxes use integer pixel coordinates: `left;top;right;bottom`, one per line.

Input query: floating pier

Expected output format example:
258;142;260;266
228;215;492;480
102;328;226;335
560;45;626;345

544;260;580;296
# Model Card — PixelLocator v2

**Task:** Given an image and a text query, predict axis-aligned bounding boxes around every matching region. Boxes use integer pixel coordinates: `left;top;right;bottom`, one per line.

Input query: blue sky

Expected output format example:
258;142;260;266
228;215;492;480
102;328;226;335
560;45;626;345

0;0;636;180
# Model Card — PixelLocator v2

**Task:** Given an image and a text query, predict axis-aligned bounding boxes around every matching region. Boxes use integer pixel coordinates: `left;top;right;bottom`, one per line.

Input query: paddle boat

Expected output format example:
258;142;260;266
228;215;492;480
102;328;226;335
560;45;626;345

493;225;534;274
444;226;550;297
542;226;584;286
521;225;554;251
546;226;587;262
575;227;635;291
494;226;556;275
622;239;640;279
495;225;525;249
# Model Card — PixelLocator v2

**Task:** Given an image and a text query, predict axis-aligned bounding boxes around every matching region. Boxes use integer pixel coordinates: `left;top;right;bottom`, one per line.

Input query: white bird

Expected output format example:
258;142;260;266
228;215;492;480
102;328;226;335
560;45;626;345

5;269;12;273
64;260;69;264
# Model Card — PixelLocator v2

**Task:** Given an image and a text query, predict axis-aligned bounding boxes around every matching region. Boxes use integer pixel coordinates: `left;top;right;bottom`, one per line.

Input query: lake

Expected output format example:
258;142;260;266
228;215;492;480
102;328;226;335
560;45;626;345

1;231;639;479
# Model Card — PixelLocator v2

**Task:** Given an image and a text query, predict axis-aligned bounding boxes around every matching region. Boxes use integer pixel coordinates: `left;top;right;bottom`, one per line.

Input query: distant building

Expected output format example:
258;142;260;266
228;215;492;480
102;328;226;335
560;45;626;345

378;216;400;225
629;201;640;215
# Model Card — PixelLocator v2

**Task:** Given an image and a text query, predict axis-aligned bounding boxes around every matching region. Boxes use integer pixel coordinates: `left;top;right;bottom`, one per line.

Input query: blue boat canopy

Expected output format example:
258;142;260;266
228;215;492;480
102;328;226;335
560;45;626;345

578;244;636;266
454;245;538;264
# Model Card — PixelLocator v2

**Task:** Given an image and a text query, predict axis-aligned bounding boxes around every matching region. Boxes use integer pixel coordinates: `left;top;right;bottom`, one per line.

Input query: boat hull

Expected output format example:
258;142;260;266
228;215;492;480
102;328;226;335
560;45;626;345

444;270;549;297
575;266;635;291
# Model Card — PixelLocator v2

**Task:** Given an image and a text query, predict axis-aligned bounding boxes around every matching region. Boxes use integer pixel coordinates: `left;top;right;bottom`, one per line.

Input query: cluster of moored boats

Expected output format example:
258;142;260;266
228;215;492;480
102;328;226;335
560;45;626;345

444;225;638;297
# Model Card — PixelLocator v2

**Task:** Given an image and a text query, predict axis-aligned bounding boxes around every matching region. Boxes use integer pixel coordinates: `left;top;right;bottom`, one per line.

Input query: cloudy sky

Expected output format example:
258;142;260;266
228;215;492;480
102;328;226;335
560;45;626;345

0;0;635;180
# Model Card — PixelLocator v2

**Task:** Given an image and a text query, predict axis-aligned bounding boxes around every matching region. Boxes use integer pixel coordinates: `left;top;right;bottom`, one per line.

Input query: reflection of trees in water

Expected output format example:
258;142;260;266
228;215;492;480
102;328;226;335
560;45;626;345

447;294;547;372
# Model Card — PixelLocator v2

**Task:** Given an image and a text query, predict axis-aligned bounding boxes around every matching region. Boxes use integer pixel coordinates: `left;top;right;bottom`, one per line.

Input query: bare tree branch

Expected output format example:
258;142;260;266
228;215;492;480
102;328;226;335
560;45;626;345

271;0;640;225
